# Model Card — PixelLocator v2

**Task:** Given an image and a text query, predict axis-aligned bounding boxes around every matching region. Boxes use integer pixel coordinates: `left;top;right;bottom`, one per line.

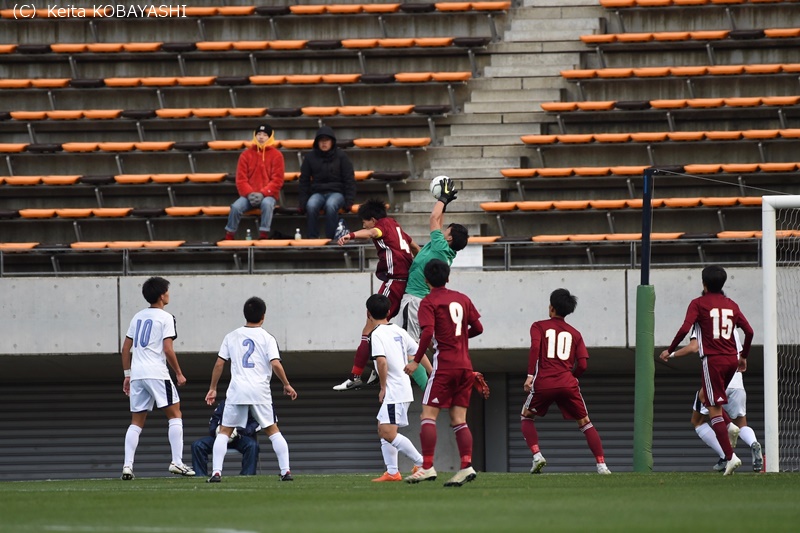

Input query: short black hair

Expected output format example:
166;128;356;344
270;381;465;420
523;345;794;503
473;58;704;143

702;265;727;293
448;223;469;251
142;276;169;304
366;294;391;320
243;296;266;323
550;288;577;317
424;259;450;288
357;199;387;221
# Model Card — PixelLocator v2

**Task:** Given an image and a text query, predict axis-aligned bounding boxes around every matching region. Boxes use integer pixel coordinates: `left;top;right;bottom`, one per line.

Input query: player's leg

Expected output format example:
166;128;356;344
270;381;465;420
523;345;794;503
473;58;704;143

563;388;610;474
258;404;292;480
702;357;740;475
122;380;152;479
406;403;440;483
375;423;401;481
159;381;194;477
520;391;547;474
191;436;214;477
444;404;478;487
210;403;244;482
692;391;726;470
376;402;422;481
727;388;762;470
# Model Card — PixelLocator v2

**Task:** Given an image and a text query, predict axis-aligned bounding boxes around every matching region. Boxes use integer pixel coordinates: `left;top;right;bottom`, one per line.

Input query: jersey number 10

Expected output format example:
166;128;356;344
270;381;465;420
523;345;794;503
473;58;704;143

545;329;573;361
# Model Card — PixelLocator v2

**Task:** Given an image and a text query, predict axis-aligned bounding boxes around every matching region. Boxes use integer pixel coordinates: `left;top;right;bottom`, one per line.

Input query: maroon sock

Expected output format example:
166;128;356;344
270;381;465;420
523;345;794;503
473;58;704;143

452;423;473;469
420;418;437;469
711;416;734;460
350;336;370;378
720;409;733;426
580;421;605;463
520;417;540;454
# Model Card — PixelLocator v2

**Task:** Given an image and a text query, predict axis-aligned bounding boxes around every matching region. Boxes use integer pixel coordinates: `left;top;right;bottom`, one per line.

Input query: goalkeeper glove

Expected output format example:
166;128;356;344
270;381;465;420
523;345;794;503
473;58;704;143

437;177;458;208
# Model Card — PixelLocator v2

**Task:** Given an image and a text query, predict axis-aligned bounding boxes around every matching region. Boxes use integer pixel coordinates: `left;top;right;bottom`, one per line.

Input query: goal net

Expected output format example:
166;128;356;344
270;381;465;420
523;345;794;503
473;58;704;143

762;195;800;472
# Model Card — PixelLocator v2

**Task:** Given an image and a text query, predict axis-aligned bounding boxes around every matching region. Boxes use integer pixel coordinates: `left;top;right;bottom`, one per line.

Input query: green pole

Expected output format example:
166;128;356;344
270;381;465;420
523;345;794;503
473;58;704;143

633;284;656;472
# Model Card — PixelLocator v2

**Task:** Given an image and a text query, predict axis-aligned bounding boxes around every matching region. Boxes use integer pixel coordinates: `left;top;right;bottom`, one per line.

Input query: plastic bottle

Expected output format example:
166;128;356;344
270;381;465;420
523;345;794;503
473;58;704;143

294;228;302;240
245;229;253;241
336;219;346;238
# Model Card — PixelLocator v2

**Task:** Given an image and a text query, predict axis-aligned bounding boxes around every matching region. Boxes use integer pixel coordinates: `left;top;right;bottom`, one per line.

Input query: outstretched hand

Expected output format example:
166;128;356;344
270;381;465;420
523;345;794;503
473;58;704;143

437;178;458;207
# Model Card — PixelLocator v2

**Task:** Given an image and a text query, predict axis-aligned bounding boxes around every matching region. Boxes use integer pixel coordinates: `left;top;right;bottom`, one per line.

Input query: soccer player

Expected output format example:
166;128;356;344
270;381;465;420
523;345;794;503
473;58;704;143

333;199;421;391
664;326;763;472
120;276;194;480
365;294;428;482
396;178;467;342
403;259;484;487
519;288;611;475
205;296;298;483
660;265;754;476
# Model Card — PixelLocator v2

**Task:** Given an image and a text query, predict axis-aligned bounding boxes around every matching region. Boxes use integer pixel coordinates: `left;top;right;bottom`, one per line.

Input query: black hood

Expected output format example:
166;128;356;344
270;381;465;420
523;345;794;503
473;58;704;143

313;126;338;153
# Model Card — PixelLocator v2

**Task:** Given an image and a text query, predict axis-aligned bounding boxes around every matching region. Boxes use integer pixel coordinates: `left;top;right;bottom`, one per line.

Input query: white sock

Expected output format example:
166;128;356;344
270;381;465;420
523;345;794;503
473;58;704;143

211;433;228;475
738;426;757;447
390;434;423;467
381;438;399;474
167;418;184;465
696;423;724;458
269;432;290;475
124;424;142;467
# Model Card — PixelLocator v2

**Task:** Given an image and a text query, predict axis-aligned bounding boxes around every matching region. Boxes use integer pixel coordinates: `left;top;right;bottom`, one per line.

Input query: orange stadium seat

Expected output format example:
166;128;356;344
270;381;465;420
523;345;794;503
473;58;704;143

41;175;81;185
4;176;42;186
480;202;517;212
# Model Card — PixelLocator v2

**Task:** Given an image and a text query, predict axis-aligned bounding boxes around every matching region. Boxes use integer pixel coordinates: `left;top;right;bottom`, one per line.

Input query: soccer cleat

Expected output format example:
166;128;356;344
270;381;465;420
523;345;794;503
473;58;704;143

332;377;363;391
168;462;195;477
473;372;490;400
121;466;134;480
723;453;742;476
366;369;378;385
444;466;477;487
751;442;763;472
372;471;402;482
713;458;727;472
280;471;294;481
405;466;437;483
728;423;740;449
207;472;221;483
411;465;422;475
596;463;612;475
530;456;547;474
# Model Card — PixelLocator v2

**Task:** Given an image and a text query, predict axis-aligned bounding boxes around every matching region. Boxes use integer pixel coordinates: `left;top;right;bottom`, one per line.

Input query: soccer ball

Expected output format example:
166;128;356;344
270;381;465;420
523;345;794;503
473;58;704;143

215;425;238;443
430;175;449;198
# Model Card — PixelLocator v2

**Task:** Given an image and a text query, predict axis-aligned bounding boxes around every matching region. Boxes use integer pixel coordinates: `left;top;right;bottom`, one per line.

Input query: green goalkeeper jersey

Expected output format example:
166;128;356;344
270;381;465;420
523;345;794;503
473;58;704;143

405;229;456;298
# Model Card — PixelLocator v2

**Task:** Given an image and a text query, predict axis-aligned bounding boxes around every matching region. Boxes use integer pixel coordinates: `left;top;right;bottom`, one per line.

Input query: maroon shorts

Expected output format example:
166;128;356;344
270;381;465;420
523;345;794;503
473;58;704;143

522;386;588;420
701;354;738;408
422;367;474;409
379;278;407;319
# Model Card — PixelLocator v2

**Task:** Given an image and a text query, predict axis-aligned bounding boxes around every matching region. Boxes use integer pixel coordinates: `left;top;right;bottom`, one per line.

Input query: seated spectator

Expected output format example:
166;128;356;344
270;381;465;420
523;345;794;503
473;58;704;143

225;124;285;240
298;126;356;239
191;399;260;476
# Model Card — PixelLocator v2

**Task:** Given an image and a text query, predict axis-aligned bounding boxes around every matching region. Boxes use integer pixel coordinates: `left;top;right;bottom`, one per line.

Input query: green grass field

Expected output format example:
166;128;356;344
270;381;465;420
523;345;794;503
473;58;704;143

1;472;798;532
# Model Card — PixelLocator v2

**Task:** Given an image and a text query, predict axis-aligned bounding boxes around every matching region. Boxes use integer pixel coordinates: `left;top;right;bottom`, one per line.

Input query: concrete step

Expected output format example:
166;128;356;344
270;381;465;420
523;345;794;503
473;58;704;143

468;76;567;91
511;8;604;22
429;156;522;169
463;100;547;113
488;52;580;68
522;0;602;7
469;88;562;102
449;123;540;136
422;168;509;179
484;65;577;78
442;134;535;147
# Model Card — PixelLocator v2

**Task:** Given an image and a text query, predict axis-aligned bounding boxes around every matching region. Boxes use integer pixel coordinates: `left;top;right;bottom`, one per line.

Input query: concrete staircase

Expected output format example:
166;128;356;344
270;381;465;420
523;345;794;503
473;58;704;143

402;0;605;234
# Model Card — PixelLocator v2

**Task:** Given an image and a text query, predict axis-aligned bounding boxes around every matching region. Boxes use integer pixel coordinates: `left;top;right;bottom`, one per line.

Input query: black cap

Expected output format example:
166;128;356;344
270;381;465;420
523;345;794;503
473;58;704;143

254;124;273;136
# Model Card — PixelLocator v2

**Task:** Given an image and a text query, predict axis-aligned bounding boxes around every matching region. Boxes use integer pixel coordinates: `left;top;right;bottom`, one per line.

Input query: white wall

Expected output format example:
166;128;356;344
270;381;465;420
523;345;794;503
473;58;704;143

0;268;771;356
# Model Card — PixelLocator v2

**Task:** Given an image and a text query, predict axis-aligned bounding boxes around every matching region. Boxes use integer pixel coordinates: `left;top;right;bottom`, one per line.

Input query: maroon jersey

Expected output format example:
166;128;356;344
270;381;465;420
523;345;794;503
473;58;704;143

372;217;414;282
417;287;481;370
528;317;588;390
667;292;753;359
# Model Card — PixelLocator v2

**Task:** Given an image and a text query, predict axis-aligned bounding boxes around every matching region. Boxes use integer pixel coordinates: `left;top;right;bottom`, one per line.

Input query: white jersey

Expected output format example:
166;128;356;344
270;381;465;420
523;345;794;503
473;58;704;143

370;323;419;404
218;326;281;405
126;307;177;381
690;325;744;390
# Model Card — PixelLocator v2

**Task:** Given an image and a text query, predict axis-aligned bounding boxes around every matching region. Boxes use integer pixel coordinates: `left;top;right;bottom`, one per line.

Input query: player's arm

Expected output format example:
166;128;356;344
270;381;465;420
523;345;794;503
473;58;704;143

338;227;381;245
406;325;433;376
163;337;186;387
205;357;226;405
468;317;483;338
375;355;388;403
430;200;445;232
409;239;421;256
525;323;542;392
736;309;755;362
271;360;297;400
572;336;590;378
121;336;133;395
664;302;698;354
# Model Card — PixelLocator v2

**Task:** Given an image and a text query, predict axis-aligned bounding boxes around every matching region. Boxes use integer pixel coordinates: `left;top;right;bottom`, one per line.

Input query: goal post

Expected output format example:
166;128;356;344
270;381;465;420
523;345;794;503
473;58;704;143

762;195;800;472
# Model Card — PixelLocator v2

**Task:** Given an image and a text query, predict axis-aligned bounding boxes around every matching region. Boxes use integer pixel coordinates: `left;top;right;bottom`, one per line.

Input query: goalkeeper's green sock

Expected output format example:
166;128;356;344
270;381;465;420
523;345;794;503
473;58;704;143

411;365;428;390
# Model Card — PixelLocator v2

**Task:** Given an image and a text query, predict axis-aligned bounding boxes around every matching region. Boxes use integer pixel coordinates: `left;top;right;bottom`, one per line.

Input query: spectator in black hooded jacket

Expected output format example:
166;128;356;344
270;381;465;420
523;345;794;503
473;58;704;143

298;126;356;239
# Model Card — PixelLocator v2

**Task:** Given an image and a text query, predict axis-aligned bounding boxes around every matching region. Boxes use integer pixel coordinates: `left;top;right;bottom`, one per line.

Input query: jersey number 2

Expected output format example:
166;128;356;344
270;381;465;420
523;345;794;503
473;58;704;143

241;338;256;368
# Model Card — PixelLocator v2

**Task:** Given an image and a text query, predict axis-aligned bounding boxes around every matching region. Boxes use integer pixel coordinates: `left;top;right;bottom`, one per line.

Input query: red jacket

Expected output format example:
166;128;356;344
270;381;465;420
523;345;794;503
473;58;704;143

235;144;285;200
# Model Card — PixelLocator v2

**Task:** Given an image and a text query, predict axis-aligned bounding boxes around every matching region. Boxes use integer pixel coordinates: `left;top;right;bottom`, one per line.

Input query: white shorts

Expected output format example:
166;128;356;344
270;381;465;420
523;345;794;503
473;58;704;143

129;378;180;412
377;401;411;427
222;403;276;430
695;388;746;418
393;293;422;341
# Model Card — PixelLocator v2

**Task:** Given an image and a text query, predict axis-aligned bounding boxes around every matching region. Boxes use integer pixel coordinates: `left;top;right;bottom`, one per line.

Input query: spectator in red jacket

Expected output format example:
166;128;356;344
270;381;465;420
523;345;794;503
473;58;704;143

225;124;285;240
